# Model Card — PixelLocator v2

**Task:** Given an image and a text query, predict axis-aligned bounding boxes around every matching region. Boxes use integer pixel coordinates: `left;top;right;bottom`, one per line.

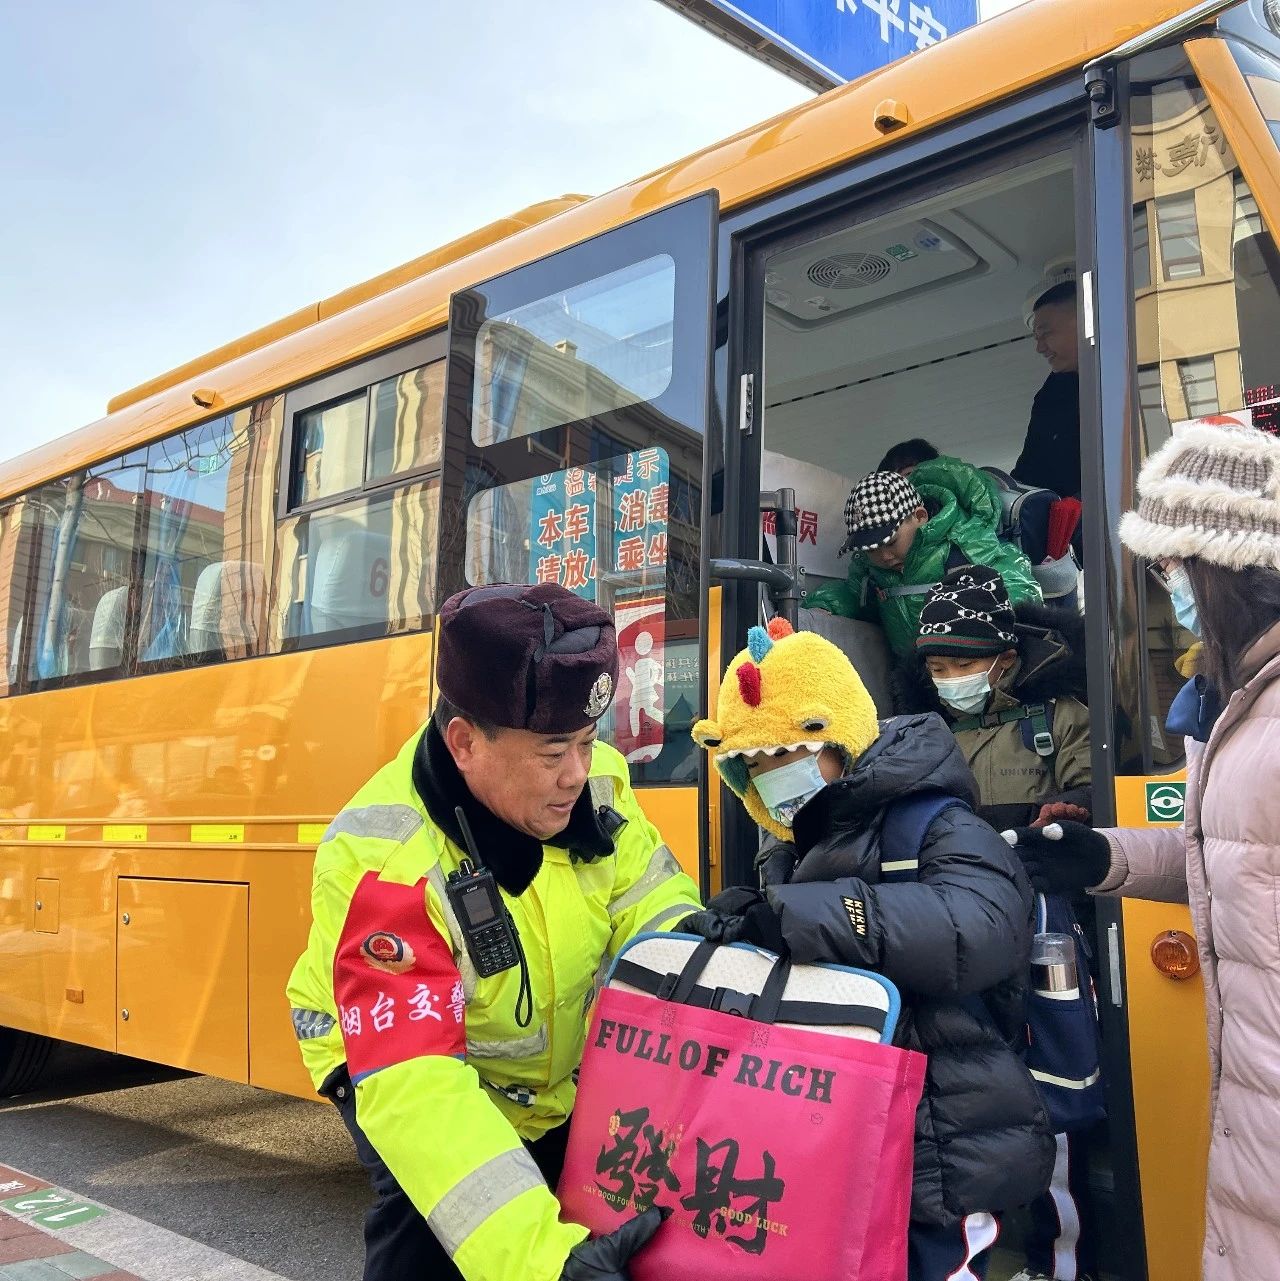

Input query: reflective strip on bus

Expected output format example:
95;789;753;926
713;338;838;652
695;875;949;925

104;825;147;842
191;824;244;844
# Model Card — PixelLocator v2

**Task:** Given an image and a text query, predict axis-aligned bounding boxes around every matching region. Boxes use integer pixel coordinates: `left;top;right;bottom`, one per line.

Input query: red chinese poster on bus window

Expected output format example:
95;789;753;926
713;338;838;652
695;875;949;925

614;597;665;765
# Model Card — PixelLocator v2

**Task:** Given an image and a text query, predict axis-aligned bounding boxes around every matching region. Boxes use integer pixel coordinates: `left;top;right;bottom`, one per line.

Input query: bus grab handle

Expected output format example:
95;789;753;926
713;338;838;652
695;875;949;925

709;488;802;628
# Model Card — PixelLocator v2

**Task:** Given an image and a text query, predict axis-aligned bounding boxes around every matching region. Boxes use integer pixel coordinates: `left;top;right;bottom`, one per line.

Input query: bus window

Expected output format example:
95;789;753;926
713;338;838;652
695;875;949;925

443;193;717;789
1129;56;1280;760
368;360;444;483
272;480;439;647
0;499;31;695
138;396;282;667
293;394;366;507
470;255;676;447
1234;36;1280;151
464;447;701;785
287;356;444;507
275;342;445;649
26;452;145;685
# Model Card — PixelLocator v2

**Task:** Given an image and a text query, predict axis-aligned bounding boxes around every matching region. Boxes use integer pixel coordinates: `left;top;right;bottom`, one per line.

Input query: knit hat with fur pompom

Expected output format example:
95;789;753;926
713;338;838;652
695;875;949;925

1119;419;1280;572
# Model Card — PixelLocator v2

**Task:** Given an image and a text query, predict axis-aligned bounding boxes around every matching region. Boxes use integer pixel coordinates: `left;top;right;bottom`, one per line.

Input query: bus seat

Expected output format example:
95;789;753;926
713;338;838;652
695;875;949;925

308;526;391;634
89;585;128;670
798;606;894;716
189;561;264;655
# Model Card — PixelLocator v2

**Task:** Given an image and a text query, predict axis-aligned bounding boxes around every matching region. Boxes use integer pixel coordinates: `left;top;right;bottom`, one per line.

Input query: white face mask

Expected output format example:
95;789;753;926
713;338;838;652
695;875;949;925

752;754;828;828
932;660;999;716
1165;564;1201;637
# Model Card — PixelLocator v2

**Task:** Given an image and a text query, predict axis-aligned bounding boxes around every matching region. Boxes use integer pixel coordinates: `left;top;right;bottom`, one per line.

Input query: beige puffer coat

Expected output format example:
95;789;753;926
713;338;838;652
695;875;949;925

1095;620;1280;1280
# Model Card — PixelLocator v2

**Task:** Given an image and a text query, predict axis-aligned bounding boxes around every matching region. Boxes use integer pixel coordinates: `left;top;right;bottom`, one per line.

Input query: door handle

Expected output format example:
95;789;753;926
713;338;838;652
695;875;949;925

710;487;802;627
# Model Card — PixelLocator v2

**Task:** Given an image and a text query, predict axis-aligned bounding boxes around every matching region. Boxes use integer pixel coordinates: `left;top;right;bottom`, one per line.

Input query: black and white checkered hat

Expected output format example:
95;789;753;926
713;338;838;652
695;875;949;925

840;470;925;555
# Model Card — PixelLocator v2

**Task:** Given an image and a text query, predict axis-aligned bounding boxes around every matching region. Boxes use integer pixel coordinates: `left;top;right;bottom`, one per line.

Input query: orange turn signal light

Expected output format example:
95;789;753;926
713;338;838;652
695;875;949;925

1151;930;1200;980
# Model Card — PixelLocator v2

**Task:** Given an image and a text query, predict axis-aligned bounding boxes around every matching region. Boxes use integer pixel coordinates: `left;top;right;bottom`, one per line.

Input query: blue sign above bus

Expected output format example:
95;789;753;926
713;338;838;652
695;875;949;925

658;0;980;91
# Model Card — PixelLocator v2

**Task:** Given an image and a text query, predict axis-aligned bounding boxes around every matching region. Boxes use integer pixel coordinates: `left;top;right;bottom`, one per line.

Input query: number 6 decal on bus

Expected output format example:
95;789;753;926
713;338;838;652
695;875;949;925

369;558;388;598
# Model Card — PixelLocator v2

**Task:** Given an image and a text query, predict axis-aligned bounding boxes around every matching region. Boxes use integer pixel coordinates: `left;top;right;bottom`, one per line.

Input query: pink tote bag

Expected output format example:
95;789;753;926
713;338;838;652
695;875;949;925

559;935;926;1281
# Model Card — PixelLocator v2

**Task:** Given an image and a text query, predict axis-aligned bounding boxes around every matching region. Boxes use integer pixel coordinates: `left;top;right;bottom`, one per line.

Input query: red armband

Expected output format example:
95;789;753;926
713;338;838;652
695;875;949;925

333;872;466;1082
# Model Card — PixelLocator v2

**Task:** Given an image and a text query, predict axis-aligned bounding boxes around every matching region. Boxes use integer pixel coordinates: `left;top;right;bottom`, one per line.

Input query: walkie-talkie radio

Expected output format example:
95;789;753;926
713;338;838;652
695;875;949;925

445;808;520;979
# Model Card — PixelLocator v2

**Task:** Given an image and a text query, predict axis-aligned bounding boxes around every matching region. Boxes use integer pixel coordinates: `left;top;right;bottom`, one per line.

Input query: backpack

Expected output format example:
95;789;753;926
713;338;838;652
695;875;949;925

981;467;1079;607
879;791;1105;1134
949;700;1058;761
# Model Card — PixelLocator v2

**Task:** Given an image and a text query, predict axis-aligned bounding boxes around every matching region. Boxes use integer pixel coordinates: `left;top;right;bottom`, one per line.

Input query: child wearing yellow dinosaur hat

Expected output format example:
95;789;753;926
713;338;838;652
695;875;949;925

681;617;1052;1281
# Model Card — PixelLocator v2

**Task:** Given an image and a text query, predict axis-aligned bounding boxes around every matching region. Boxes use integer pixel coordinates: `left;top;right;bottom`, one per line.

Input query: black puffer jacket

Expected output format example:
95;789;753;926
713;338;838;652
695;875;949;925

758;713;1054;1226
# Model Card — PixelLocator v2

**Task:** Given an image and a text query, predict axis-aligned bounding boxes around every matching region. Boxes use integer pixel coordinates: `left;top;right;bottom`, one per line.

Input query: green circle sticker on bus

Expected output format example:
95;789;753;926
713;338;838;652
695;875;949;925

1146;782;1186;824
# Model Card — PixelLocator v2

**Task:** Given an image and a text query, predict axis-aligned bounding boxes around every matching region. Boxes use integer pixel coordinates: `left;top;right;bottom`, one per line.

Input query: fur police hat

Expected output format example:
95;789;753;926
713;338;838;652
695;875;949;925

437;584;619;735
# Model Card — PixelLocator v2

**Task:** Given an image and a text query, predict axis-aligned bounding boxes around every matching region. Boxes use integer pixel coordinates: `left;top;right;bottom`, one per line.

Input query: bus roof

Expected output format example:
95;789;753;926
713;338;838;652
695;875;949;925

1;0;1198;502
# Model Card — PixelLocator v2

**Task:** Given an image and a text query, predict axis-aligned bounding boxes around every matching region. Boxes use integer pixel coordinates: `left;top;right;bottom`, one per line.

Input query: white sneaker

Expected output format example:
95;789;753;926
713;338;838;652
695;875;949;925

1006;1272;1053;1281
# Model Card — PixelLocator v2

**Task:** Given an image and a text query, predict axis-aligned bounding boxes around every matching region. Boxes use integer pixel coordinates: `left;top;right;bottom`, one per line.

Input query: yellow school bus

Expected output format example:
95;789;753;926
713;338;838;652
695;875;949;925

3;1;1278;1274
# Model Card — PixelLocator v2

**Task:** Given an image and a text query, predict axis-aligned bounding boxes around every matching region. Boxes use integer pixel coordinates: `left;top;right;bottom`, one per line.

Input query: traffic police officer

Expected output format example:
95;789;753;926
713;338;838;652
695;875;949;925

287;583;700;1281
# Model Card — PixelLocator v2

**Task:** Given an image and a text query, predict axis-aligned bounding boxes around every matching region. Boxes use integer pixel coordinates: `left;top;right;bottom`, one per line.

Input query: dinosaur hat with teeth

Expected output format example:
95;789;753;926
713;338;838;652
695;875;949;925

692;617;880;840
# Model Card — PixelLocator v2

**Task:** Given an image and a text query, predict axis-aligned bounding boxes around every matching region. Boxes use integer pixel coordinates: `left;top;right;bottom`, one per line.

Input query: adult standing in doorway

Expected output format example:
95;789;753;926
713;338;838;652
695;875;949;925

287;583;698;1281
1006;420;1280;1279
1013;281;1082;499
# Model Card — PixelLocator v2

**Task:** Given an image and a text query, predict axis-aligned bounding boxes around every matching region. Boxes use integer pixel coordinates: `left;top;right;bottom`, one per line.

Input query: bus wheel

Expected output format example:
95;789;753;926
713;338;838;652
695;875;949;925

0;1028;55;1097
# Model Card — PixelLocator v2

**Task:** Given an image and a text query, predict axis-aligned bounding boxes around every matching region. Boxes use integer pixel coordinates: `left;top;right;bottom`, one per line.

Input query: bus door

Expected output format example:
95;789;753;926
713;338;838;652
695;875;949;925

719;85;1160;1280
438;193;719;885
1091;7;1280;1277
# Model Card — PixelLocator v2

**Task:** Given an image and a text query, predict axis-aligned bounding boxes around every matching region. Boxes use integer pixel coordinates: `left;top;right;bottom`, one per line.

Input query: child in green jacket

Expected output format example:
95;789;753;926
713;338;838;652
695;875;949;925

807;458;1042;657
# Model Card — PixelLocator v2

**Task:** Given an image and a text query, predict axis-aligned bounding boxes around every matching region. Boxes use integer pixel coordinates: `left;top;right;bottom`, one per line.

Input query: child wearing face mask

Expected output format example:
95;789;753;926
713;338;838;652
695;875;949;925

679;617;1053;1281
894;563;1092;832
896;564;1101;1281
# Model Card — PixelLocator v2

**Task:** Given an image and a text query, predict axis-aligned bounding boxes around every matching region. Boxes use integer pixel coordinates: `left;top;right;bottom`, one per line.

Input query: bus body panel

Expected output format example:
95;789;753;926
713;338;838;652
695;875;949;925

1;625;698;1096
1;633;431;1094
1114;777;1212;1276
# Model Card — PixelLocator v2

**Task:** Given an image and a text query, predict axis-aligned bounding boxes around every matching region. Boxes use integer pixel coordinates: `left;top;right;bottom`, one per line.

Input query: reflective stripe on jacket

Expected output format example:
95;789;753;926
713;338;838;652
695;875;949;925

285;731;700;1280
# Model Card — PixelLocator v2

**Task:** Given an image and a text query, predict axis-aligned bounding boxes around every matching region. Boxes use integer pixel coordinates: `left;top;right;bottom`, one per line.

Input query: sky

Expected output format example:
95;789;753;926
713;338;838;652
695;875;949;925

0;0;1025;461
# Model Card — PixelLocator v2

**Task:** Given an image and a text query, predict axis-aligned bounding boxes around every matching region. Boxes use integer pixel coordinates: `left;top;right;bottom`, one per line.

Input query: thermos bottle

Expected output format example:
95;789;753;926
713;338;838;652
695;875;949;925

1032;931;1078;997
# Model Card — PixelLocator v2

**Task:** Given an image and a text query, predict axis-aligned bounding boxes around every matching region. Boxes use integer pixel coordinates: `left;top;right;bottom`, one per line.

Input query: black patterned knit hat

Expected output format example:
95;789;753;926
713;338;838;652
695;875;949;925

840;470;924;554
916;564;1017;657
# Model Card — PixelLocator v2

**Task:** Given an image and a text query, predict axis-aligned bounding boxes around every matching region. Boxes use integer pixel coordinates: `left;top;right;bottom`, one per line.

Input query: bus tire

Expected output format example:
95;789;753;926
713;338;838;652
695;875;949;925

0;1028;55;1097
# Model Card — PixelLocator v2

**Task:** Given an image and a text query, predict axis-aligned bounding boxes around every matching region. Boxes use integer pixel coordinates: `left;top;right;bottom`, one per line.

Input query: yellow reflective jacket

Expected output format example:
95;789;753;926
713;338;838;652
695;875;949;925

285;730;700;1281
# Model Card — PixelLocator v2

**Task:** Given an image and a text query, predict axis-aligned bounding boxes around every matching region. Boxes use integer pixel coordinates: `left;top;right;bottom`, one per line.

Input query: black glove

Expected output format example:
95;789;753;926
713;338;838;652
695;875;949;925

1002;820;1111;894
561;1206;668;1280
706;886;768;915
677;896;787;955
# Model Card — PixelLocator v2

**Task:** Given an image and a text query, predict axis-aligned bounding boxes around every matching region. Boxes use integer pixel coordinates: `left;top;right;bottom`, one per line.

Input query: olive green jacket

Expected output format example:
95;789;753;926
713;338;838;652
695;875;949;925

893;604;1092;828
